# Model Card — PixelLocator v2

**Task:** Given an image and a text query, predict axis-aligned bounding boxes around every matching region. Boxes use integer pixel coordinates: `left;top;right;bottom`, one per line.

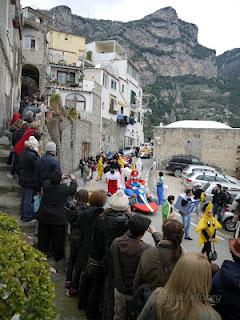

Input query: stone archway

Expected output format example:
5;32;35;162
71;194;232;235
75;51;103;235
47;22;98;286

21;64;39;97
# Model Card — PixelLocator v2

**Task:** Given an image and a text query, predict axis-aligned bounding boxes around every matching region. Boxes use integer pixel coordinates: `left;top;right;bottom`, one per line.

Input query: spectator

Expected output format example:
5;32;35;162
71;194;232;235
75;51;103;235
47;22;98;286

82;161;91;186
77;190;107;308
138;253;221;320
9;110;21;126
86;190;130;320
134;219;184;291
212;237;240;320
34;141;61;190
212;184;227;221
66;189;89;296
18;137;39;222
162;195;175;221
112;215;160;320
13;122;41;176
36;172;77;268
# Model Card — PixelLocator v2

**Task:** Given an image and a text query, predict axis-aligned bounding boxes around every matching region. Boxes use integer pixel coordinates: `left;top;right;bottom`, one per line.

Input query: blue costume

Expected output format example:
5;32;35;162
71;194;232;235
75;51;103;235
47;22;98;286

157;176;165;205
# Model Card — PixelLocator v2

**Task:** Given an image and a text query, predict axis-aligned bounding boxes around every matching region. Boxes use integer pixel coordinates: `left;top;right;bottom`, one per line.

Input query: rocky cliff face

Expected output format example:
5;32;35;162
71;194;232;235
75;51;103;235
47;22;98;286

47;6;217;85
46;6;240;135
217;48;240;79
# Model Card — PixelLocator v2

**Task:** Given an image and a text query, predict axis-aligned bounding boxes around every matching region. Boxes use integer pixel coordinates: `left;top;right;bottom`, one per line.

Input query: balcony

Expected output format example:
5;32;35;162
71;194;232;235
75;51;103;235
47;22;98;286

117;114;129;126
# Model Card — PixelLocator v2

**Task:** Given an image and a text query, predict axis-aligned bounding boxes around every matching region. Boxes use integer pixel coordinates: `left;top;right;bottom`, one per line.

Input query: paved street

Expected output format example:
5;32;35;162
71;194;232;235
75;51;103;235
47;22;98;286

140;158;232;266
73;158;233;265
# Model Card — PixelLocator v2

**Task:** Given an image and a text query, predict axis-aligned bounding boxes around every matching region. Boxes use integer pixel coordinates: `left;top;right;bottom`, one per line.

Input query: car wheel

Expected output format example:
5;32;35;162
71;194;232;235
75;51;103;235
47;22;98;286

173;168;182;177
223;217;236;232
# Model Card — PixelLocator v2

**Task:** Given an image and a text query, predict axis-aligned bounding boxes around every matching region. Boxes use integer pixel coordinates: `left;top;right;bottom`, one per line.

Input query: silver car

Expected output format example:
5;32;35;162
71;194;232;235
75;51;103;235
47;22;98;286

181;165;219;182
183;171;232;189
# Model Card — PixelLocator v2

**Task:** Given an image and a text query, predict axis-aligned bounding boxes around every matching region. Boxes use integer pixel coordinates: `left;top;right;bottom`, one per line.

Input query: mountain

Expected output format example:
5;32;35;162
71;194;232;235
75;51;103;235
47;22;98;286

217;48;240;80
46;6;240;137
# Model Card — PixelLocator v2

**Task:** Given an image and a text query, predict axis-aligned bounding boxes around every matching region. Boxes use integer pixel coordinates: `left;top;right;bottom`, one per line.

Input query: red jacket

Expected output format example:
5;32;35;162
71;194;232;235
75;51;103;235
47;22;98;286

14;128;35;156
9;112;21;126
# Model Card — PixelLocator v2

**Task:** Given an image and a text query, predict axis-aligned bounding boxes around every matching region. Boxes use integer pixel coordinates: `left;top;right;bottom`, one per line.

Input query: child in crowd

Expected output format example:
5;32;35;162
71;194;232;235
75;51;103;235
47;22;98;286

162;195;175;221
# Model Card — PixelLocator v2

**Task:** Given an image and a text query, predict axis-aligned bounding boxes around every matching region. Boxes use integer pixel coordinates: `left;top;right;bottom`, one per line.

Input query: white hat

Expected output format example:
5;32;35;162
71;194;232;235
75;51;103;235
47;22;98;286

28;136;39;152
108;190;129;211
45;141;56;154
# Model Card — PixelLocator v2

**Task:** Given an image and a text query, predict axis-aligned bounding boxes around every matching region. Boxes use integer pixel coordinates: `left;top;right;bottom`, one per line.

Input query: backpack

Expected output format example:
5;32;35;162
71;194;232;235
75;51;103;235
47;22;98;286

181;198;188;207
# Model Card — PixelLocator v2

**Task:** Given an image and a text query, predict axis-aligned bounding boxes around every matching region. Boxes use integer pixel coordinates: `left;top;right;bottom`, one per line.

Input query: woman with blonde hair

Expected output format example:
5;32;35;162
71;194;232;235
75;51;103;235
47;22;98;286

138;253;221;320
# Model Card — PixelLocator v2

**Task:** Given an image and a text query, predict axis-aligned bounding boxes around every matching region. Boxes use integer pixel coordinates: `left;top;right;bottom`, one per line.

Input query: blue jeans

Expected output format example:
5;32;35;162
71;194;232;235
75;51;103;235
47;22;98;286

213;203;223;221
181;214;191;238
21;188;34;222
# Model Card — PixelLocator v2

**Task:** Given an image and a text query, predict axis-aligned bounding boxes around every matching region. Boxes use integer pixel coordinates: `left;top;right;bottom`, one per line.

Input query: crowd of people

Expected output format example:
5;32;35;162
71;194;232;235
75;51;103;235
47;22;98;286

5;109;240;320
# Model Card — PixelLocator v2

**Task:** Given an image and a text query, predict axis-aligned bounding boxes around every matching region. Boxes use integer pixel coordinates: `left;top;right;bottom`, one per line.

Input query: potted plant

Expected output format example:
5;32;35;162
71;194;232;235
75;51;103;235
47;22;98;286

50;93;61;113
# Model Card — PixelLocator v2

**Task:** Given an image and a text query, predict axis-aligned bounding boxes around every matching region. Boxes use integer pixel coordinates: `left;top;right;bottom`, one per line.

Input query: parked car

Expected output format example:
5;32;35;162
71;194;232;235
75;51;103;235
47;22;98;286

183;171;234;188
221;191;240;232
139;145;152;158
120;147;135;157
165;155;204;177
181;165;220;181
202;182;240;202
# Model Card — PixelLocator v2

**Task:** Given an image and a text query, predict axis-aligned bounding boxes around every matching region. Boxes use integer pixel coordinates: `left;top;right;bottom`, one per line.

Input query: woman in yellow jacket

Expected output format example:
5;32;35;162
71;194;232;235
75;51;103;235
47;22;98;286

96;156;103;181
196;202;222;261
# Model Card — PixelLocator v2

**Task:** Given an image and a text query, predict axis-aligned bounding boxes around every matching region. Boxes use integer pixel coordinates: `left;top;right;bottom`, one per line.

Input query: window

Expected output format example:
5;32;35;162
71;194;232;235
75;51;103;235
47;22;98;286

216;177;228;182
122;84;125;93
121;107;124;114
192;158;201;164
109;98;117;114
65;93;86;112
130;91;137;104
57;72;67;84
203;175;216;182
23;35;36;50
196;175;204;180
103;72;109;88
111;79;117;90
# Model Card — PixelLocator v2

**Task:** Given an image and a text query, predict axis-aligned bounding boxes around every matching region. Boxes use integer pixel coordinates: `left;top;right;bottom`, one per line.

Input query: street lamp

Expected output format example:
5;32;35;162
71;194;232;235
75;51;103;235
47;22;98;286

155;136;161;170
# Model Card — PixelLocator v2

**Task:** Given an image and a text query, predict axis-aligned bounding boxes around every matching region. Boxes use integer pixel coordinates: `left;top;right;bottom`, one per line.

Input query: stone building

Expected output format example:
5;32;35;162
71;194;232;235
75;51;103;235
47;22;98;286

85;40;144;151
0;0;22;135
21;7;48;97
46;30;101;171
154;120;240;176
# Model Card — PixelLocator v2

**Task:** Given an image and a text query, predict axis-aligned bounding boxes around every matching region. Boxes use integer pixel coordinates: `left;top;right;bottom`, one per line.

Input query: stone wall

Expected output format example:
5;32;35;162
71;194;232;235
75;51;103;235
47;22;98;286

48;91;101;173
154;127;240;176
102;118;127;152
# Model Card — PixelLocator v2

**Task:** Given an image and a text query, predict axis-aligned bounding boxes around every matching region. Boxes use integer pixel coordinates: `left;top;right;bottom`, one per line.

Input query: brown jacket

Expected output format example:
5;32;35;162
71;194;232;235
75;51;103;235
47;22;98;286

134;240;183;291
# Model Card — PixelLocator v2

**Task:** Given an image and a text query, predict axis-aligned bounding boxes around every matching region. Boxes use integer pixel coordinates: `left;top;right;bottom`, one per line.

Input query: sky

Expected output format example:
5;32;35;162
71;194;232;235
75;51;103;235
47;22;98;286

21;0;240;55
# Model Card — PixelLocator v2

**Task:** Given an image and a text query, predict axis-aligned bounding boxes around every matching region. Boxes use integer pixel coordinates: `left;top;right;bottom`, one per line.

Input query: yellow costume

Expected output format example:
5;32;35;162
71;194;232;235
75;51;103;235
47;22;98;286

97;156;103;180
118;156;125;169
196;202;222;245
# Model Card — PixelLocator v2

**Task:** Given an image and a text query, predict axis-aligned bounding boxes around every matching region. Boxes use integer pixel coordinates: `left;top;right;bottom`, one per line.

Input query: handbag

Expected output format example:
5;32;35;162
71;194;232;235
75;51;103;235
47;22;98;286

33;194;42;213
209;242;218;261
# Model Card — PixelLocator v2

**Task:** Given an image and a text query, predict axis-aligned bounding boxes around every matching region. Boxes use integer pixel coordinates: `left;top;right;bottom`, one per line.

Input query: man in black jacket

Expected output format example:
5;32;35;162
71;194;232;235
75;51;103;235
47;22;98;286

111;215;160;320
212;184;227;221
37;171;77;264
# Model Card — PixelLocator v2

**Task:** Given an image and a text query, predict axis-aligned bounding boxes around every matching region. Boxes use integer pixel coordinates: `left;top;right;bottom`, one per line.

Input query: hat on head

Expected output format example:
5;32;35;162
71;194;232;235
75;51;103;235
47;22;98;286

27;136;39;152
45;141;56;154
229;237;240;258
108;189;129;212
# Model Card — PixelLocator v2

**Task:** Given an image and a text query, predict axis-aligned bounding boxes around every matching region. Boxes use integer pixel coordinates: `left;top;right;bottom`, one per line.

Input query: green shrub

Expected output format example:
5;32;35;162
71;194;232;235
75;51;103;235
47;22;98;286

0;213;20;233
0;214;55;320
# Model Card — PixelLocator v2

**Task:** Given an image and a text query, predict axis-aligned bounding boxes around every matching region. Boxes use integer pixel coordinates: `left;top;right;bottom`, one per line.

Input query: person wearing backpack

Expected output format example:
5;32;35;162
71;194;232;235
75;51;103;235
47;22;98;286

175;189;196;240
112;215;160;320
